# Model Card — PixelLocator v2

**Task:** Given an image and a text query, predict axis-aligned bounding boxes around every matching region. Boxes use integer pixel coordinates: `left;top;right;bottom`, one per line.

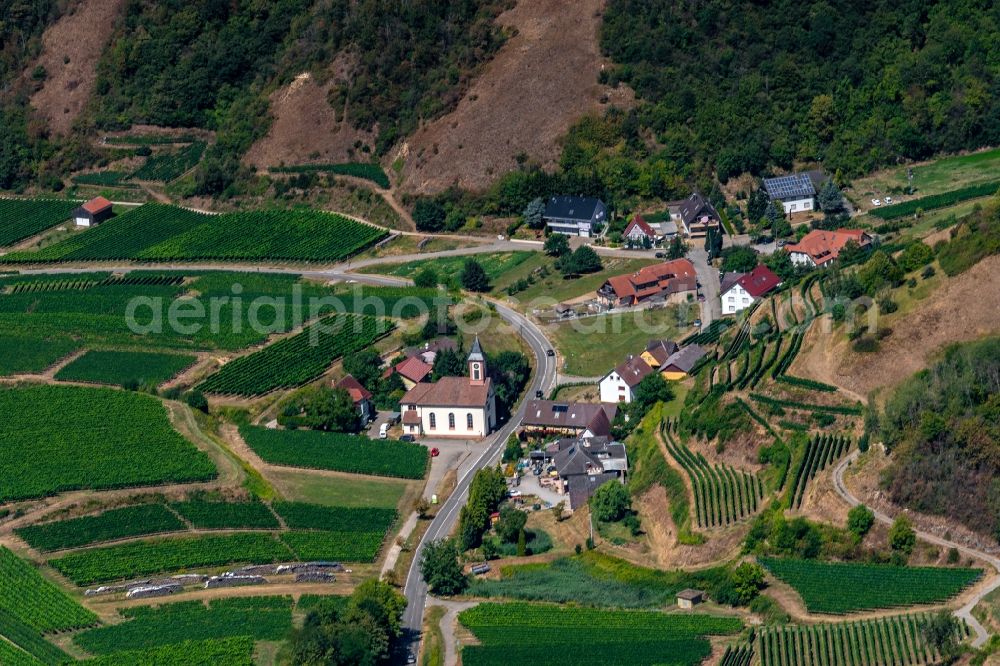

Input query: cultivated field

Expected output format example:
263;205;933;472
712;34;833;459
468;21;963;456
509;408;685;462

54;350;197;387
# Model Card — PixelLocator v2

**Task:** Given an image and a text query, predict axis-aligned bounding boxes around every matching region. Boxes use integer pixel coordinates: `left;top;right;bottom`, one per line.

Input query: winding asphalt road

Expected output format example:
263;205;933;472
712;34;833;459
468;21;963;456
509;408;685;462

833;451;1000;647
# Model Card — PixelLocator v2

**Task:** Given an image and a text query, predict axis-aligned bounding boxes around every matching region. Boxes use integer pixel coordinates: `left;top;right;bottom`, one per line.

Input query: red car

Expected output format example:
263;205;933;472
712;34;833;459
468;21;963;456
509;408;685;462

430;447;440;457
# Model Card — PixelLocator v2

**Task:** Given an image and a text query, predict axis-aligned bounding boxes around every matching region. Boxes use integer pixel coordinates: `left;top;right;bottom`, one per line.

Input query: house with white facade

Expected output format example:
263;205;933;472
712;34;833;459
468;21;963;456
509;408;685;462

543;196;607;237
720;264;782;315
399;338;496;439
623;215;657;245
785;228;872;268
599;356;654;403
762;173;823;215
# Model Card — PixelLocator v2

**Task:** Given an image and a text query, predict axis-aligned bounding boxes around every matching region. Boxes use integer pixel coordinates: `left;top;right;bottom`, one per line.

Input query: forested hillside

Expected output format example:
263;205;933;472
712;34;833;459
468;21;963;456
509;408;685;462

602;0;1000;181
881;337;1000;539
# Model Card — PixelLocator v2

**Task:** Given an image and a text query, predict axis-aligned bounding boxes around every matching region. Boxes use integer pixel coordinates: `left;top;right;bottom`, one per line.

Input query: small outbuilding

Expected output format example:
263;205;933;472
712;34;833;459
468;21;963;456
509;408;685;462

72;196;114;227
676;588;705;609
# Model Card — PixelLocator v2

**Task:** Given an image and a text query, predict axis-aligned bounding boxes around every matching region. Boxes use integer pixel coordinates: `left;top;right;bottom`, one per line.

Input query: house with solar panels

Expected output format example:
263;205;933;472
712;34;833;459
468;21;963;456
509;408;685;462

763;171;826;215
543;195;607;237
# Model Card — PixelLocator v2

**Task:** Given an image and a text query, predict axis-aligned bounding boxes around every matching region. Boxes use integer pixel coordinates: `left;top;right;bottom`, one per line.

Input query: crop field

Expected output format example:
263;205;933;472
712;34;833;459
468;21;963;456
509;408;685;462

720;644;754;666
278;530;387;562
760;558;981;614
1;203;387;263
327;285;451;319
360;251;534;283
0;386;216;502
49;533;293;585
270;162;391;188
71;172;135;188
80;636;255;665
758;613;969;666
273;502;396;533
74;596;292;655
0;609;70;666
15;504;185;552
790;435;853;508
0;199;77;246
459;602;740;666
131;141;207;181
197;314;391;396
54;350;197;387
0;547;98;633
662;422;763;528
0;335;79;375
853;147;1000;199
169;500;279;529
0;637;45;666
241;426;429;479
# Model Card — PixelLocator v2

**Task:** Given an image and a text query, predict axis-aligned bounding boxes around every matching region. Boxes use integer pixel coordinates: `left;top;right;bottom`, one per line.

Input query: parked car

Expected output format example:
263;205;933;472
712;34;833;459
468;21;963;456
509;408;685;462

776;239;789;248
871;198;882;206
430;447;440;457
546;349;555;357
654;252;665;258
693;318;702;328
535;390;544;399
885;196;894;204
406;651;416;664
509;490;522;498
379;422;389;439
400;434;415;442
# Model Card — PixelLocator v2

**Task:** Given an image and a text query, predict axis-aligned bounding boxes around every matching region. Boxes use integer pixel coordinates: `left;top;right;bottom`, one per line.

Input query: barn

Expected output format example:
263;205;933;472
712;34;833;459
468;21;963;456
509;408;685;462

72;197;114;227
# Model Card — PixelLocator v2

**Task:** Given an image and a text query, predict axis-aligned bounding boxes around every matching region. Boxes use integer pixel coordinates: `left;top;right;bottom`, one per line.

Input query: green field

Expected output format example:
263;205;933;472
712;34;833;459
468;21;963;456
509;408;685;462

80;636;254;665
241;426;429;479
15;504;186;552
504;256;660;305
0;335;79;376
459;602;740;666
547;305;693;375
853;147;1000;198
54;350;197;387
326;285;451;319
74;597;291;655
0;547;98;632
169;500;280;529
760;558;981;614
272;502;396;533
264;468;409;508
359;251;534;284
0;199;77;247
0;385;216;502
1;203;387;263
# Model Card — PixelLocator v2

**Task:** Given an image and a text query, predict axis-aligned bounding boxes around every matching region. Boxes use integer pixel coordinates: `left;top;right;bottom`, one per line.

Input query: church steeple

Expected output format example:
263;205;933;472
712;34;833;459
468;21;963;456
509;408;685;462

468;336;486;385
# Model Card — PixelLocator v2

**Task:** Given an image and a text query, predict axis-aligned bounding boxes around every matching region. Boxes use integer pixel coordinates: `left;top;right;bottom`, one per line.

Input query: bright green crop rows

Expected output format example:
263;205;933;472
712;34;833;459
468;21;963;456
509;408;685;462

1;203;387;263
790;435;852;508
327;285;451;319
720;644;754;666
278;530;386;562
273;502;396;533
662;421;763;528
758;613;969;666
760;558;981;614
0;385;216;502
0;335;79;376
15;504;185;552
169;500;279;529
132;141;206;181
80;636;255;665
0;608;71;666
0;547;97;632
74;597;291;655
71;171;134;187
197;314;391;396
460;602;739;666
0;635;45;666
54;350;197;387
241;425;429;479
0;199;77;247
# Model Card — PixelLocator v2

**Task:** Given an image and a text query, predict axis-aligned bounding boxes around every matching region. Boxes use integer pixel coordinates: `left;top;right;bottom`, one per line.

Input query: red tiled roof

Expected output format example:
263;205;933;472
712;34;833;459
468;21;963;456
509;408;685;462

401;376;492;408
736;265;782;298
785;229;870;265
335;375;372;403
394;356;432;383
602;259;697;302
624;215;656;238
81;196;112;214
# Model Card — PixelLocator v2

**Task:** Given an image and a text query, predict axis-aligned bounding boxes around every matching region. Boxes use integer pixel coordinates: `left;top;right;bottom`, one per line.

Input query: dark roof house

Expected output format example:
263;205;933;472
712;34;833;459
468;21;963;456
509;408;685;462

763;174;816;201
522;400;618;438
675;193;720;237
545;436;629;509
661;345;707;376
543;196;607;237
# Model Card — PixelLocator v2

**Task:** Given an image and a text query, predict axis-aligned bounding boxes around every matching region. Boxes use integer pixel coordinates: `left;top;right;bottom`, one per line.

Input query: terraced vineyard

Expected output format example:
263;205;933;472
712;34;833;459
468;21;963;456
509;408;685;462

1;203;387;263
760;558;981;614
758;614;969;666
719;644;754;666
273;502;396;533
54;350;197;387
15;504;185;552
71;171;135;188
0;335;79;375
661;421;764;528
131;141;207;181
169;500;279;529
0;385;216;502
790;434;853;508
240;425;429;479
459;602;741;666
197;314;391;396
0;199;77;246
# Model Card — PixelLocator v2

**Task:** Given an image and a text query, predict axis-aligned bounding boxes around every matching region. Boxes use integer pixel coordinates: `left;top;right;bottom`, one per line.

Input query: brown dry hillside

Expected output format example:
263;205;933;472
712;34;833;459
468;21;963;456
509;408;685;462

792;254;1000;397
28;0;126;136
244;64;375;170
397;0;634;195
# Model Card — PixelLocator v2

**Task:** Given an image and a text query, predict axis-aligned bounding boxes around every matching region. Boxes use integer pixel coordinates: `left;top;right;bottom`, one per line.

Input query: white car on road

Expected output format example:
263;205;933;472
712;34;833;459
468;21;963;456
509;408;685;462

885;196;894;204
871;199;882;206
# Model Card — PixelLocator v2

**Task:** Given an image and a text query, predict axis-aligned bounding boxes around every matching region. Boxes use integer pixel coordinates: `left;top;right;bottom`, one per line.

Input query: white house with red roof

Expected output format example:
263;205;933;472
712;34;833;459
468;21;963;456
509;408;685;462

72;196;113;227
785;228;872;268
623;215;657;243
720;265;783;314
399;338;496;439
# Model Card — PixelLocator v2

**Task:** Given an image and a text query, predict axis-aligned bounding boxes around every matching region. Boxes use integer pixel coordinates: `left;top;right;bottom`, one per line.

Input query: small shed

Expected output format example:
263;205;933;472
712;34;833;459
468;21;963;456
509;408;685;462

72;197;114;227
677;588;705;609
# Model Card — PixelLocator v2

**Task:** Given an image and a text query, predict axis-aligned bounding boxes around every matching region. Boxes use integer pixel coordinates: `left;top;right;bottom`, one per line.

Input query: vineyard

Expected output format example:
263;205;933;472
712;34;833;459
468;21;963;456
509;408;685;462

869;179;1000;219
169;500;280;529
74;597;292;655
0;199;77;246
459;602;740;666
1;203;388;263
0;386;216;502
270;162;391;188
327;285;451;319
80;636;255;665
757;613;969;666
0;335;79;375
131;141;207;181
719;644;754;666
760;558;981;614
662;421;764;528
682;319;731;345
750;393;864;416
71;172;135;188
272;502;396;533
0;547;98;632
278;530;387;562
54;350;197;387
197;314;392;396
789;434;853;508
240;425;429;479
15;504;185;552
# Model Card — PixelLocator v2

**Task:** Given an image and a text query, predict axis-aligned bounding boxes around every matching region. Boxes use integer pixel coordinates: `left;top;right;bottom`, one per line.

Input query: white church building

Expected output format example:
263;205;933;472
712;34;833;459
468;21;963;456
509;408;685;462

400;338;497;439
